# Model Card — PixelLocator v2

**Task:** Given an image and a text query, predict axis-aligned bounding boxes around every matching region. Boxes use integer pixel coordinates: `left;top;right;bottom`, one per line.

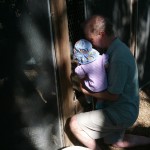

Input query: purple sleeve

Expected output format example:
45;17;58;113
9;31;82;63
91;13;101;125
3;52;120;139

74;65;86;79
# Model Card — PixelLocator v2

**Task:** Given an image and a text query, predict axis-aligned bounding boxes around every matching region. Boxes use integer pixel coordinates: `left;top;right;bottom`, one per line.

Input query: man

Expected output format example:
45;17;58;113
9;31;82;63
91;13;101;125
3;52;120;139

69;15;150;150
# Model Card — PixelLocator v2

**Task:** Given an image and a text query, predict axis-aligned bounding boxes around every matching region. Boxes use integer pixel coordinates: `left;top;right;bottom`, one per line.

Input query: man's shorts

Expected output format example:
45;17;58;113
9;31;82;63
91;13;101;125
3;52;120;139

76;110;126;144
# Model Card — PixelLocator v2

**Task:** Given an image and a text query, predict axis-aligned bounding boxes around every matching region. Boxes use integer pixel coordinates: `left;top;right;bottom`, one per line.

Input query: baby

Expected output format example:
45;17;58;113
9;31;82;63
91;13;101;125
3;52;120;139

73;39;109;109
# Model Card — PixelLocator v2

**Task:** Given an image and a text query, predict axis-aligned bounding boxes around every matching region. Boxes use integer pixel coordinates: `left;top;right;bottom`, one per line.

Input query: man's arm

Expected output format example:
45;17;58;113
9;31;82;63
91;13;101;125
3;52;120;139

80;83;119;101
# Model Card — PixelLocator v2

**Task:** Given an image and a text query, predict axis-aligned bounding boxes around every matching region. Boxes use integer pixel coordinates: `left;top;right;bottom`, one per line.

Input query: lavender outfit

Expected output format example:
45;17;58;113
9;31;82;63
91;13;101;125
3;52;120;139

75;53;108;92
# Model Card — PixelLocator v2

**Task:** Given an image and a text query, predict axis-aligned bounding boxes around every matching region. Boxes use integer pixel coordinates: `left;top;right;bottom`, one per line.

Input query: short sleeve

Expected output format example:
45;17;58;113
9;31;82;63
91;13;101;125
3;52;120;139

75;65;86;79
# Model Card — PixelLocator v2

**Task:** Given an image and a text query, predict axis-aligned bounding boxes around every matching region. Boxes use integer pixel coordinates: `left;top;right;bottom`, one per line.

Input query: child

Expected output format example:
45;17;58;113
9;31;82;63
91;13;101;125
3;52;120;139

73;39;109;109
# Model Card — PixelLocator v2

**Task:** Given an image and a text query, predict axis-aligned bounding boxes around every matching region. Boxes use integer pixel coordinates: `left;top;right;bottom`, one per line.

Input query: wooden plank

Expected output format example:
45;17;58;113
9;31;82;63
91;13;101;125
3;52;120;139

50;0;75;147
136;0;150;87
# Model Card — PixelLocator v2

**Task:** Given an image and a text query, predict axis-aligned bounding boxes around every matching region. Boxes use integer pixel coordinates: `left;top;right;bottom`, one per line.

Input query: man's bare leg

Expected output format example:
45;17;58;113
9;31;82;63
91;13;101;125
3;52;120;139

69;115;101;150
112;134;150;148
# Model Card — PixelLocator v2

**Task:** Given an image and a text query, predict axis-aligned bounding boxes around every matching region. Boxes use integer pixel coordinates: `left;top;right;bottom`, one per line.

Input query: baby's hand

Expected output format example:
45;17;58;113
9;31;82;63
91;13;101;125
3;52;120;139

71;60;78;71
71;60;78;65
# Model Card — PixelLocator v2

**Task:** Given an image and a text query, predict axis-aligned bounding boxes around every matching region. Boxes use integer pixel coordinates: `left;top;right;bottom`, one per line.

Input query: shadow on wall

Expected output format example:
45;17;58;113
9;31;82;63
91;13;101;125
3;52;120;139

0;0;61;150
136;0;150;89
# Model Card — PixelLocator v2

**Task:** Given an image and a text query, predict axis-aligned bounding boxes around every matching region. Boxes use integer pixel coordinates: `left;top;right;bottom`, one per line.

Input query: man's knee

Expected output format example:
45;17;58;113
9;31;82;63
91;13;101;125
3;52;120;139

69;115;78;132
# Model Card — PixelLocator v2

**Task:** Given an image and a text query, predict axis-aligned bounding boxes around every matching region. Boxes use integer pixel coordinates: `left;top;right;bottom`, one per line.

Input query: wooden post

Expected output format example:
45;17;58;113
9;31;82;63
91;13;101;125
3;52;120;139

130;0;138;56
50;0;75;147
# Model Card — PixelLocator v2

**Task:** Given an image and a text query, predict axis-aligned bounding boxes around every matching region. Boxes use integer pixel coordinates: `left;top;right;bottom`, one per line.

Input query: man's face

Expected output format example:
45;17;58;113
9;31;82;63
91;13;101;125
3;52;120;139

85;33;103;50
84;23;105;50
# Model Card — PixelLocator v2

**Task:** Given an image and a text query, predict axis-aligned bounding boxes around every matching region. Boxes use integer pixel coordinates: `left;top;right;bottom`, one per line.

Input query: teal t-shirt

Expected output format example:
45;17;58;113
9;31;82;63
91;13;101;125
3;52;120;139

104;38;139;127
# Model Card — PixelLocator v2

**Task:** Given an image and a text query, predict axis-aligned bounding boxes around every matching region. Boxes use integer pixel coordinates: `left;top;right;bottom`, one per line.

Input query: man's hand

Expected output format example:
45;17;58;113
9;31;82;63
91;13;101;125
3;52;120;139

80;83;119;101
80;83;90;95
